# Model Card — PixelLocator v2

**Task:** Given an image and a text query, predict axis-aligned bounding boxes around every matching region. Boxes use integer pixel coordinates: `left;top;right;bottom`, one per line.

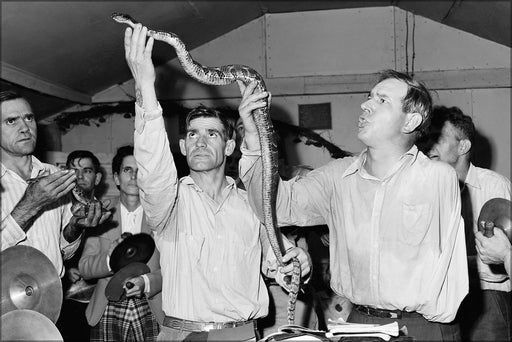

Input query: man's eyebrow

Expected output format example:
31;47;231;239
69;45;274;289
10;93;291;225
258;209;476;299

375;91;391;100
4;114;21;121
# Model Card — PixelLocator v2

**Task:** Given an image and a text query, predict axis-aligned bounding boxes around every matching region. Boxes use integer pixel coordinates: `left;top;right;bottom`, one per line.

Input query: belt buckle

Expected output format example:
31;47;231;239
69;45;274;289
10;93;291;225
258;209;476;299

203;323;216;332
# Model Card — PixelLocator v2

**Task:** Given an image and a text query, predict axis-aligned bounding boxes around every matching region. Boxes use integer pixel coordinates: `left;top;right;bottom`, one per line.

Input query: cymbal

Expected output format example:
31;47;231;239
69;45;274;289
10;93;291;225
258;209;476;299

65;278;96;303
478;198;512;241
1;309;63;341
105;262;150;301
109;233;155;272
1;245;62;323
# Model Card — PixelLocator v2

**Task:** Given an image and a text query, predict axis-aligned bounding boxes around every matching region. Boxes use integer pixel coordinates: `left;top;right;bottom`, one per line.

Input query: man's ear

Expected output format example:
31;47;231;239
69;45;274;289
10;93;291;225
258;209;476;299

225;139;236;157
402;112;423;134
458;139;472;156
179;139;186;156
113;172;120;187
94;172;102;186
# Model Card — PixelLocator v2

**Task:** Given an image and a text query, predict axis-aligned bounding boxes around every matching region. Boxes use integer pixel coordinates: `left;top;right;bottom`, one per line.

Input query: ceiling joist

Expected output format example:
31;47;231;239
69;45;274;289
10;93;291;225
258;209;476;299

1;62;92;104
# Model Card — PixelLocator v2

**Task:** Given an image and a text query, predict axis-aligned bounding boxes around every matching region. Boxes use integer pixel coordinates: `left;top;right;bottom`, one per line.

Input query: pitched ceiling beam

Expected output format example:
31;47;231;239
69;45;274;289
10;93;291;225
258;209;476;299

1;62;92;104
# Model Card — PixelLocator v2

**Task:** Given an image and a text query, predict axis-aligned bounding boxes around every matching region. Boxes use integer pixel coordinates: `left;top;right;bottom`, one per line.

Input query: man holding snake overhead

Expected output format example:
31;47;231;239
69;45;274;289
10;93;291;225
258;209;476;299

123;22;311;342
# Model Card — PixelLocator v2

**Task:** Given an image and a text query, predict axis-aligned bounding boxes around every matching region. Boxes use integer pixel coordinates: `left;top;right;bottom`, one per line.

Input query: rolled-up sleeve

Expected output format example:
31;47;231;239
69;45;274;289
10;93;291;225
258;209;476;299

1;213;26;250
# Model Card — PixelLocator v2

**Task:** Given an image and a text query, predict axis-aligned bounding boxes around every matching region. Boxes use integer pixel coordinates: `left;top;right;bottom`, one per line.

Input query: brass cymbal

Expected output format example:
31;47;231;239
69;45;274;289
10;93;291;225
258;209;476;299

1;309;63;341
1;245;62;323
109;233;155;272
105;262;150;301
478;198;512;241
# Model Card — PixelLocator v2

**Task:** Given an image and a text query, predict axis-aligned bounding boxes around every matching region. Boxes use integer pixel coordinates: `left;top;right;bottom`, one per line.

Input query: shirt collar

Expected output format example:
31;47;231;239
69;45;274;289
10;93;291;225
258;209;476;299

120;202;143;214
0;155;50;180
342;145;419;179
464;163;481;189
181;175;237;191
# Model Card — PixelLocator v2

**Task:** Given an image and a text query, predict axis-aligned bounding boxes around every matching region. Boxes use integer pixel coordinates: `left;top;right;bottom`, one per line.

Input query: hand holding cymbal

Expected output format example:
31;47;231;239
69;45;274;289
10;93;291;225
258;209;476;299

109;233;155;272
478;198;512;241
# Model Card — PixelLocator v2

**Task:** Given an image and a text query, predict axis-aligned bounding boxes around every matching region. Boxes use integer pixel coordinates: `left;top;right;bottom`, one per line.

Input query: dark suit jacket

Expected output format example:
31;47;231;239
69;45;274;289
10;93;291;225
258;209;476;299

78;199;164;326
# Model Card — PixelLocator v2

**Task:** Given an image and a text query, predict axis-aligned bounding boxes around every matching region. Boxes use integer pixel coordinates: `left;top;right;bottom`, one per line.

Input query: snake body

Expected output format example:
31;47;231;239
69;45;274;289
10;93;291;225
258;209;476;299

112;12;300;324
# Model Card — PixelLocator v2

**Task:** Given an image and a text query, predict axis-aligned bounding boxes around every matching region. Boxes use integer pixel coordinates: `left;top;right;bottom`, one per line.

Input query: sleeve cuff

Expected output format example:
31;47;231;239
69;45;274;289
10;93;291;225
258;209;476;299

1;215;27;247
106;254;112;272
141;274;151;294
134;102;163;134
240;143;261;156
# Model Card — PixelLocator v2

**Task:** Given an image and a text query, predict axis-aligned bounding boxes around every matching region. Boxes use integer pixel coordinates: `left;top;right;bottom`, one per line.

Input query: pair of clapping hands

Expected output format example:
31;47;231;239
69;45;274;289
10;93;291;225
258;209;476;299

26;169;111;228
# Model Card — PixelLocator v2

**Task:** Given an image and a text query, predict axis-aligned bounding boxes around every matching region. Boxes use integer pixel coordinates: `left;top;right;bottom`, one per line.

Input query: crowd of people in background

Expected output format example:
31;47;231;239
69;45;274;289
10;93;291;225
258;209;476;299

1;20;510;342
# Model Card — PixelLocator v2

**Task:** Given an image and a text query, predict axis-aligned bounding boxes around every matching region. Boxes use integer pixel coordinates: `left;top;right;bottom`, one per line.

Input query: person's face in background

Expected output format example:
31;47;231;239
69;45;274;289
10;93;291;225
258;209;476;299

68;157;101;197
114;155;139;197
428;121;462;168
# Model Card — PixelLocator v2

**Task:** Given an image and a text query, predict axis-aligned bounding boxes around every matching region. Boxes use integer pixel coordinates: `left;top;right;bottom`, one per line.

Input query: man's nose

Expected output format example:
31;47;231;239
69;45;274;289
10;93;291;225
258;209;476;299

75;169;84;178
19;119;31;132
360;99;372;112
195;135;207;147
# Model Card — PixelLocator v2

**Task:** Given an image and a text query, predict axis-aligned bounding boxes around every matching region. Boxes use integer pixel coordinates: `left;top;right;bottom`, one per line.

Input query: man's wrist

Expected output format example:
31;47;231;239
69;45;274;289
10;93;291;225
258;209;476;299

244;132;260;151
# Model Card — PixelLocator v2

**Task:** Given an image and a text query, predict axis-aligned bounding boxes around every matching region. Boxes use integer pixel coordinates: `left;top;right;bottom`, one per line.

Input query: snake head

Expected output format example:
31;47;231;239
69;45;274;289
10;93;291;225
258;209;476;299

111;12;138;27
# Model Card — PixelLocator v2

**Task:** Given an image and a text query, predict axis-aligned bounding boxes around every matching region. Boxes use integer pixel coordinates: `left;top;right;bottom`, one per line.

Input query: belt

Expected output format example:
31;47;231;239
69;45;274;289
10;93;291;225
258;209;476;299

354;305;404;319
162;316;253;332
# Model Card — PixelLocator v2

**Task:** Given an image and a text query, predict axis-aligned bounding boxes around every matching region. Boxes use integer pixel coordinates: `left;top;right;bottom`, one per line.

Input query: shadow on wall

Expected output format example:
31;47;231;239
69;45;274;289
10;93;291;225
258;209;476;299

471;129;493;170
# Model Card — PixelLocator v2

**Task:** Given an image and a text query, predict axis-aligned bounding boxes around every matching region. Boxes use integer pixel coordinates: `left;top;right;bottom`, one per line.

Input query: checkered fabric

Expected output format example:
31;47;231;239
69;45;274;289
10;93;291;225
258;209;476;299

90;297;159;342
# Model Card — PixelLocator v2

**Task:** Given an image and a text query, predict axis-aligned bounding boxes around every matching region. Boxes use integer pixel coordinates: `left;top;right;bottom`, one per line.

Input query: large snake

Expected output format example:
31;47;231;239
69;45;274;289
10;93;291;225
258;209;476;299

112;13;301;325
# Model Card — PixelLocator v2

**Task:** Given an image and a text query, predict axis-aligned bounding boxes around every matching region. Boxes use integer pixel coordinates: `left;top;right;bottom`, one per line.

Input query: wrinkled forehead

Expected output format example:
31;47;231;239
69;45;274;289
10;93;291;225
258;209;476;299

187;117;227;135
1;98;33;118
371;78;408;101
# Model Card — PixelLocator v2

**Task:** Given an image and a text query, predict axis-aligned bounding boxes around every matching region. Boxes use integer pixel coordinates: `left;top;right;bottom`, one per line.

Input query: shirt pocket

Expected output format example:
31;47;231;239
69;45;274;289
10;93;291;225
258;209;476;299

400;202;432;246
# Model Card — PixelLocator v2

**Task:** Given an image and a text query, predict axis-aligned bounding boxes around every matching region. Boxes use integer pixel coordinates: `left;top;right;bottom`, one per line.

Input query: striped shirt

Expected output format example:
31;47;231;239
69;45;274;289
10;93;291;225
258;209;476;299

1;156;78;277
240;145;469;323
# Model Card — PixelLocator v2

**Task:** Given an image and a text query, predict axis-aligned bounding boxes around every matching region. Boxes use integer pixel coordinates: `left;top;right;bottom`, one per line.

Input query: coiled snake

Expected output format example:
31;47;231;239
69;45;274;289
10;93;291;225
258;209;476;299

112;12;301;325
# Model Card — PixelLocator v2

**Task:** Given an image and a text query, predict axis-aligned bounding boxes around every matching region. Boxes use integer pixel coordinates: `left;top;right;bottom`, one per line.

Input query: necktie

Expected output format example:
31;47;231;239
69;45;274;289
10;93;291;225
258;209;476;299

460;182;476;256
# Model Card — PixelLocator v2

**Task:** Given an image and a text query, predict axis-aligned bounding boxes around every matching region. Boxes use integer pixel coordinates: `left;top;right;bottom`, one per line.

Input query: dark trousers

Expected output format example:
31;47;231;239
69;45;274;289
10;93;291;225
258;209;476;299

56;299;90;342
457;289;511;342
348;307;460;341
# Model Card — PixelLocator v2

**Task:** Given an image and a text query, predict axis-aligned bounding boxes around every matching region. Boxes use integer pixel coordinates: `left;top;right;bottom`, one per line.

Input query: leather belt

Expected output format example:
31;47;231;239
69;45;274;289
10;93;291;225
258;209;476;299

162;316;253;332
354;305;403;319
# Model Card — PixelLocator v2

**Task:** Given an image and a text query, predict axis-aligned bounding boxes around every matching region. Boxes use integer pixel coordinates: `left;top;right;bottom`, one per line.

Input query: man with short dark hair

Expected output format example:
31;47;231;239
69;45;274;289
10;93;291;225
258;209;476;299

79;145;163;342
66;150;103;202
425;105;511;341
123;24;311;341
239;70;468;340
57;149;106;341
1;90;110;277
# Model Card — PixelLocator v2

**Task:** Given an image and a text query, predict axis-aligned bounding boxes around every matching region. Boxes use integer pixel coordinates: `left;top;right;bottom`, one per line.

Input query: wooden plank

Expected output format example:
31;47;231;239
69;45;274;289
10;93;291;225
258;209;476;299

1;61;91;104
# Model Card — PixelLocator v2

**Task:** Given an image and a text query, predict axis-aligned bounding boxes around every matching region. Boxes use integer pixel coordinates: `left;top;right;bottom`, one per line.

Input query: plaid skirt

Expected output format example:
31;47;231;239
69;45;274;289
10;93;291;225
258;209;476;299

90;297;159;342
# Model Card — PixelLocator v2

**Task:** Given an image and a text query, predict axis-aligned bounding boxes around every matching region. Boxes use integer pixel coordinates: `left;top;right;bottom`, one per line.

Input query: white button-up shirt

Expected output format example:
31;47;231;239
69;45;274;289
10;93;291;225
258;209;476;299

133;103;270;322
1;157;78;277
240;145;469;323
